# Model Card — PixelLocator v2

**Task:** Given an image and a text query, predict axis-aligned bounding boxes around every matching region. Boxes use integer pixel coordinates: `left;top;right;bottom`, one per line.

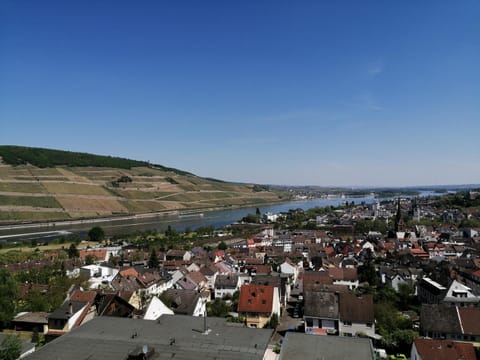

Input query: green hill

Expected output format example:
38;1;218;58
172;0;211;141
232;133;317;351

0;146;286;223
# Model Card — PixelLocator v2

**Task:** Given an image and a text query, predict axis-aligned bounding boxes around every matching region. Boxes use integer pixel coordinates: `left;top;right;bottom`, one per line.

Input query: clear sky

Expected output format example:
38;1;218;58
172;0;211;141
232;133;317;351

1;1;479;187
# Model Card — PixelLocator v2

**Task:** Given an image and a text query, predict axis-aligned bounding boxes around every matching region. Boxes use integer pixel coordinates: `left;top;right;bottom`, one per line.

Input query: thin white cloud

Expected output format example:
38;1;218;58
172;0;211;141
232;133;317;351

360;91;383;111
367;59;384;76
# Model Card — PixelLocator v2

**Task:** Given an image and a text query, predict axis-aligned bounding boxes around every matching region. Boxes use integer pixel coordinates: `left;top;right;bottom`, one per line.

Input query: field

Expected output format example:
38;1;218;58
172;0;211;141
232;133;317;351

0;211;70;221
0;161;284;223
0;182;47;193
0;240;100;254
0;195;62;208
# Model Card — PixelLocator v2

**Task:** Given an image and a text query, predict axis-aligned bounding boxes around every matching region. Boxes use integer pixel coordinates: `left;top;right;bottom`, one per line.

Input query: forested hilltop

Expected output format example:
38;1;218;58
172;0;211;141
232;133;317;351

0;145;191;175
0;146;285;223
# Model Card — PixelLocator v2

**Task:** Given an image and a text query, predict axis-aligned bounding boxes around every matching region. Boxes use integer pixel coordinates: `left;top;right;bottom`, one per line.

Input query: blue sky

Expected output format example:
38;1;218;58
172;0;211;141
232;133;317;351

1;1;479;187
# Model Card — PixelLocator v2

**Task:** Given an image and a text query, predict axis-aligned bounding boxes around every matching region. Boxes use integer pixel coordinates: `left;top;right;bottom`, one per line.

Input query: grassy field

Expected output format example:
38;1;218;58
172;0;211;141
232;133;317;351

56;196;127;213
0;182;47;193
43;182;111;195
0;240;100;254
0;195;63;208
0;211;70;221
0;160;284;222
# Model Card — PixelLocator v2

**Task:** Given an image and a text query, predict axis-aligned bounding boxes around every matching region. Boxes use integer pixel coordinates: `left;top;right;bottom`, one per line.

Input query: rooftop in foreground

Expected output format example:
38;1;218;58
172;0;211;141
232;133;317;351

25;315;273;360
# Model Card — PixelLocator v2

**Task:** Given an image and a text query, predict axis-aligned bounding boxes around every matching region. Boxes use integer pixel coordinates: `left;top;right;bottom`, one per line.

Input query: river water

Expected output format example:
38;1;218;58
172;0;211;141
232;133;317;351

0;191;438;242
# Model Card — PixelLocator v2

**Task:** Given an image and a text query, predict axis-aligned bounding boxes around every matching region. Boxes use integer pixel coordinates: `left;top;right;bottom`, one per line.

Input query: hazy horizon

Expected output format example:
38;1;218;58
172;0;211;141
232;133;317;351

1;1;479;187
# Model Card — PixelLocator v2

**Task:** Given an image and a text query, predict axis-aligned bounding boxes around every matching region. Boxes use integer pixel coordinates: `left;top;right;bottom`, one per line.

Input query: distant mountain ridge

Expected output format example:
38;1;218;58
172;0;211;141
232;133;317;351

0;145;284;224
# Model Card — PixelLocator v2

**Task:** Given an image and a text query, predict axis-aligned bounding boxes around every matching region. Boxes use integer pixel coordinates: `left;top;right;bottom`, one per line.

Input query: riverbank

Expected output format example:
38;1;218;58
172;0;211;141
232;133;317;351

0;199;288;237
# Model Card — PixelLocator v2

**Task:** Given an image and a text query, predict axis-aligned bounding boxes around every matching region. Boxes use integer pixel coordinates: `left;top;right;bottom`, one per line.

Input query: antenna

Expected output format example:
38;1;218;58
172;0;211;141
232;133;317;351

204;308;207;333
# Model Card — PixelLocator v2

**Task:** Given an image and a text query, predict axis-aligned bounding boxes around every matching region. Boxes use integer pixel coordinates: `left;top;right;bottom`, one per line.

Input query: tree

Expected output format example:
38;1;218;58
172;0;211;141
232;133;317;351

85;254;96;265
0;335;22;360
266;313;279;329
88;226;105;242
31;327;40;345
0;269;17;328
67;243;79;259
217;241;227;251
207;298;229;317
147;249;159;269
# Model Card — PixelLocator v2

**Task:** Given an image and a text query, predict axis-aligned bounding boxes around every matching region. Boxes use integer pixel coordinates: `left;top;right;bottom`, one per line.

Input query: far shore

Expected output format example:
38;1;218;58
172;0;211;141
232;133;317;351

0;199;288;234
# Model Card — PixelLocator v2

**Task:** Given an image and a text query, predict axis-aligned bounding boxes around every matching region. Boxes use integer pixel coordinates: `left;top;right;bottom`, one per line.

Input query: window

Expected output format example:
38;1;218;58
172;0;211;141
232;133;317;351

343;321;352;326
366;322;373;328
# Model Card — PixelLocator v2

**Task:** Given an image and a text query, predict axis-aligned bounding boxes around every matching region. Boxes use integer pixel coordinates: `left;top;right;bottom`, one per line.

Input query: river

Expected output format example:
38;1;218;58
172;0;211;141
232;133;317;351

0;191;438;242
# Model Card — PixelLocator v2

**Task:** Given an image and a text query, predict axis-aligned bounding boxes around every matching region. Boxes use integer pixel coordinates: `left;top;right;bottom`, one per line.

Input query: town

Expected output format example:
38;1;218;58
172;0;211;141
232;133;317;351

1;190;479;359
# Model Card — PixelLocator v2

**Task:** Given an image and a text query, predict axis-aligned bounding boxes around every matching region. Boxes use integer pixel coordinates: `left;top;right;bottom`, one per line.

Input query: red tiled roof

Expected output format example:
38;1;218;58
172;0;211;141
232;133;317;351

458;307;480;335
410;248;429;257
254;265;272;274
302;271;333;290
79;249;107;260
120;268;140;278
339;293;374;323
328;268;358;281
187;271;207;285
69;290;97;304
237;284;274;314
414;338;476;360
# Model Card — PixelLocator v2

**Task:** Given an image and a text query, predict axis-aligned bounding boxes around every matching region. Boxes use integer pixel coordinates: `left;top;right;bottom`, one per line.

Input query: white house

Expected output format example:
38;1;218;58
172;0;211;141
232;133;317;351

143;296;174;320
443;280;480;307
279;258;299;283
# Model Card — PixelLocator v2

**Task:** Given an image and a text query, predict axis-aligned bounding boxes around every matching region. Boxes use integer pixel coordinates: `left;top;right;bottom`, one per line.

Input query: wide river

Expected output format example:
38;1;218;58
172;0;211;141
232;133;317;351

0;192;437;242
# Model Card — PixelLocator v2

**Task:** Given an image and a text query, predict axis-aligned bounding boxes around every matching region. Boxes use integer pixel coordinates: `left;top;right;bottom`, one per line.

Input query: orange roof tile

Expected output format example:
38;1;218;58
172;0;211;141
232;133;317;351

237;284;274;314
414;338;476;360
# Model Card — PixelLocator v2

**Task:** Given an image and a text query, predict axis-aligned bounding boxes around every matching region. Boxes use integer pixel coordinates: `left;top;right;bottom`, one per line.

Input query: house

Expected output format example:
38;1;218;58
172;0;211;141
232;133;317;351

11;312;49;333
417;277;447;304
143;296;174;320
411;338;477;360
166;249;192;262
199;264;218;291
79;249;109;263
161;289;206;317
94;292;136;317
214;274;242;299
379;267;422;292
328;267;359;290
279;332;375;360
303;290;376;338
304;290;339;335
420;304;480;342
184;271;208;291
46;300;93;339
25;315;273;360
442;279;480;307
251;275;289;308
279;258;299;283
237;284;280;328
79;265;119;289
338;293;375;338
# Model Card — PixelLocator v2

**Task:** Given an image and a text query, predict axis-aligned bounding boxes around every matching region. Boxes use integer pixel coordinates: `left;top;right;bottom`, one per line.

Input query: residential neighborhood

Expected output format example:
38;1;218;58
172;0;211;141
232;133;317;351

1;191;480;359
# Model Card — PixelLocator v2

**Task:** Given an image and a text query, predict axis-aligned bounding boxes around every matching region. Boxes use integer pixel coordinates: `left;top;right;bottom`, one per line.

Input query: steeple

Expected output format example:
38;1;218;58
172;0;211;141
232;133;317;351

394;198;405;232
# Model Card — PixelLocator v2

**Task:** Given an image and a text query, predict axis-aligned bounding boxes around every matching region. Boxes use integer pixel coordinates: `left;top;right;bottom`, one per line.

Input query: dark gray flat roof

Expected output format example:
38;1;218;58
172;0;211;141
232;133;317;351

25;315;273;360
279;333;374;360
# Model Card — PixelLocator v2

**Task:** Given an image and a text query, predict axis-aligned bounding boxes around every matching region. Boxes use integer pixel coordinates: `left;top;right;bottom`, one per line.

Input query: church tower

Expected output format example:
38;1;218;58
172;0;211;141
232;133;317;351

394;198;405;232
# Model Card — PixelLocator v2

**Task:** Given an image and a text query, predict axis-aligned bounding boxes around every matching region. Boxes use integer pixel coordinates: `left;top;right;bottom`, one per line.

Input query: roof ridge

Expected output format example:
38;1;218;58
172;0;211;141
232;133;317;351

456;306;464;334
